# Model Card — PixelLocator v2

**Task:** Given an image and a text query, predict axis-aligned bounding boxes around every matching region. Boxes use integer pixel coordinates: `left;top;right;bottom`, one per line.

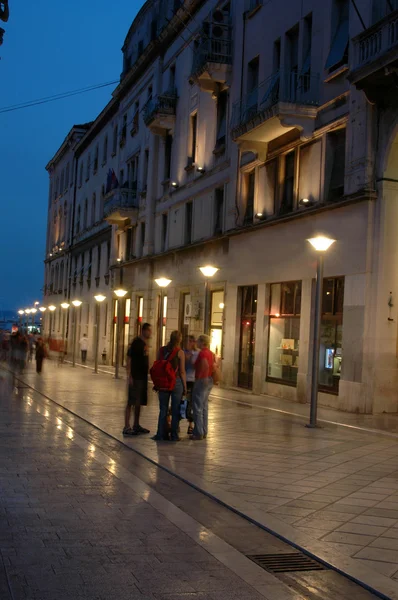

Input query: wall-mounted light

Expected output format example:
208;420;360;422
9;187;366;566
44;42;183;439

171;182;179;189
116;258;122;263
155;278;172;288
197;166;205;174
299;198;313;207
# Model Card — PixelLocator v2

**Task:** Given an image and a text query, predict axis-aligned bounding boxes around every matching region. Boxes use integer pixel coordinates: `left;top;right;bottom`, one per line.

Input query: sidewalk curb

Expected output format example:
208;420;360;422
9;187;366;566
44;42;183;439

3;365;397;600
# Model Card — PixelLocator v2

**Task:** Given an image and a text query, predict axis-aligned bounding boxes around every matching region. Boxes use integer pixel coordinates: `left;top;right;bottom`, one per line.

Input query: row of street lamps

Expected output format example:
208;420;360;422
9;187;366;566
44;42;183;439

17;237;333;427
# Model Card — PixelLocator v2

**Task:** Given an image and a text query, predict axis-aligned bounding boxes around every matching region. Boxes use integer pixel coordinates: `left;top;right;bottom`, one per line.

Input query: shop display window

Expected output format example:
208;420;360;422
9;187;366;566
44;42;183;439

267;281;301;386
319;277;344;393
210;290;224;357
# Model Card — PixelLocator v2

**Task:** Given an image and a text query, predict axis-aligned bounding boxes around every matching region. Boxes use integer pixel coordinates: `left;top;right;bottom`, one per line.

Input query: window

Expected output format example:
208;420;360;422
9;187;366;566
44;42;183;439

120;169;125;187
325;0;349;71
91;193;96;225
121;115;127;145
65;163;70;189
126;227;136;260
147;86;153;102
280;151;295;215
79;162;83;187
164;133;173;180
96;244;101;278
326;128;346;202
143;149;149;190
137;39;144;58
161;213;168;252
136;297;144;336
103;135;108;164
210;290;224;358
112;125;118;155
131;102;139;135
169;65;176;91
94;145;99;172
83;199;88;230
319;277;344;393
214;187;224;234
188;113;197;166
140;222;146;256
185;202;193;244
273;38;281;73
244;171;255;225
128;154;139;191
151;18;158;41
298;141;322;205
246;57;259;117
258;159;277;217
302;13;312;78
216;91;227;147
268;281;302;386
76;206;81;233
104;302;108;336
86;154;90;180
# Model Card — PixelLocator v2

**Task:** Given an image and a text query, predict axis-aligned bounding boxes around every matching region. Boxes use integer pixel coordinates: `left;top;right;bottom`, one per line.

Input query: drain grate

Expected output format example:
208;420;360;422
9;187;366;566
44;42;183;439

247;553;326;574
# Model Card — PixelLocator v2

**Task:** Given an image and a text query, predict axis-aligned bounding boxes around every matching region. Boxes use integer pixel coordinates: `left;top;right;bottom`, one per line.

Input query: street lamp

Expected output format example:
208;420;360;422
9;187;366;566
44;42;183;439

307;236;336;428
93;295;106;374
199;265;219;334
31;308;37;330
155;278;171;349
71;300;82;368
60;303;70;362
18;310;24;328
48;305;56;348
113;289;128;379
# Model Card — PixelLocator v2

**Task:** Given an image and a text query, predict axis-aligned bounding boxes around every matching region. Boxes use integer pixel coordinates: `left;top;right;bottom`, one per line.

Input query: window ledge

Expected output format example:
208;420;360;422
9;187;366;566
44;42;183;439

184;162;195;173
324;64;349;83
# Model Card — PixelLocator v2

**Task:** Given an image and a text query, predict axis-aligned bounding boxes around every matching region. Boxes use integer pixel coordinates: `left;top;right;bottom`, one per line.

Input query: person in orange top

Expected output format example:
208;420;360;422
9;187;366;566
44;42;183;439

191;334;214;440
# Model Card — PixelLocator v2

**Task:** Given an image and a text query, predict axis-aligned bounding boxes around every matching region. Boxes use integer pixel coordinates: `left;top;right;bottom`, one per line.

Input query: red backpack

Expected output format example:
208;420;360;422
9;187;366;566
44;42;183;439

150;346;179;391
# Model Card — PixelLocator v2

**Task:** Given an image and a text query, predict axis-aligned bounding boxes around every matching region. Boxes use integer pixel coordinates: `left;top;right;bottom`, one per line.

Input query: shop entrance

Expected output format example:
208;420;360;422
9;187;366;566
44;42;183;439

238;286;257;389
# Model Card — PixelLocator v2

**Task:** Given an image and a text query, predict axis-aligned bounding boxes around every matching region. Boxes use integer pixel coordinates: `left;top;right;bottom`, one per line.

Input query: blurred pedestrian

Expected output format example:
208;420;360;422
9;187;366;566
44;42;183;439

79;333;88;364
191;334;214;441
152;331;187;442
184;335;199;436
35;337;47;374
123;323;152;436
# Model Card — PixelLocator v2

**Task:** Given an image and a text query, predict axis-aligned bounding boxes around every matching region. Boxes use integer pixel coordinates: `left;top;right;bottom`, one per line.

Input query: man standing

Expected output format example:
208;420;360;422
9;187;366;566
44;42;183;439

123;323;152;436
79;333;89;364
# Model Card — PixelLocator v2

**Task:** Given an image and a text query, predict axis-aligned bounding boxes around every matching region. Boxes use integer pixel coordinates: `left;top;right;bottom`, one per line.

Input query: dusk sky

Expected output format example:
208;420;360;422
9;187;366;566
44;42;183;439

0;0;141;311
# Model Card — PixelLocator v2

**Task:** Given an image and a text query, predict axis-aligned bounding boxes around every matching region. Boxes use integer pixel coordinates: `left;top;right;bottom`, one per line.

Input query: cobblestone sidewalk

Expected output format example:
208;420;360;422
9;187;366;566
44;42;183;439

8;361;398;599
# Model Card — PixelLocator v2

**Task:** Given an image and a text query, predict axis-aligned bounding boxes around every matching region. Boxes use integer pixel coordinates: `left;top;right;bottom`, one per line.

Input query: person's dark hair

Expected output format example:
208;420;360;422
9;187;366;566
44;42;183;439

142;323;151;332
168;330;182;349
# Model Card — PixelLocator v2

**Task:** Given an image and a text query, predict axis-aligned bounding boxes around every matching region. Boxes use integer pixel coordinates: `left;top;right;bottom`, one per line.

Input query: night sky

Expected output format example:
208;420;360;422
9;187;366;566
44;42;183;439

0;0;141;311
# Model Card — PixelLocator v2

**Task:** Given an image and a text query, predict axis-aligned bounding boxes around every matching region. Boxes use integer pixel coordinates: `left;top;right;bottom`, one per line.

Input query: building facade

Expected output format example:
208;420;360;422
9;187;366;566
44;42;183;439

43;0;398;414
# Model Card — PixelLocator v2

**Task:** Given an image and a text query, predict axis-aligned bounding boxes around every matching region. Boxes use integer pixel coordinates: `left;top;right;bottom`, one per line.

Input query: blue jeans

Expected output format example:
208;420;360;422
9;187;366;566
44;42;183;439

192;377;213;437
157;378;183;440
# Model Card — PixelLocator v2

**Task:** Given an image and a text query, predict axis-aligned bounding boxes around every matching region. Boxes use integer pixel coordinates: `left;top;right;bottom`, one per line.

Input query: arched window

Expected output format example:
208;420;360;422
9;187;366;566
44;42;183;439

92;193;96;225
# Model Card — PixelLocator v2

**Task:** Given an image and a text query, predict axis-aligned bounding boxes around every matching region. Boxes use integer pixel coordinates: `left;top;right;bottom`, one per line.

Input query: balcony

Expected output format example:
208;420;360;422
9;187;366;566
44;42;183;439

349;10;398;103
231;71;319;151
143;93;177;135
191;35;232;94
104;187;139;227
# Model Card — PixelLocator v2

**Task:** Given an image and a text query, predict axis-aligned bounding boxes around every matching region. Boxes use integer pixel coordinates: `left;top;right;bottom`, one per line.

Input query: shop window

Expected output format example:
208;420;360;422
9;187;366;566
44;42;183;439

210;290;224;358
136;297;144;337
267;281;301;386
319;277;344;393
238;286;257;389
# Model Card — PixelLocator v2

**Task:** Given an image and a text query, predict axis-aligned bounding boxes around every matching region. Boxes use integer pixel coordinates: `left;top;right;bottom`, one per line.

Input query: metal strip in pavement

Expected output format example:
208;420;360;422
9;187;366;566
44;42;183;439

3;366;397;600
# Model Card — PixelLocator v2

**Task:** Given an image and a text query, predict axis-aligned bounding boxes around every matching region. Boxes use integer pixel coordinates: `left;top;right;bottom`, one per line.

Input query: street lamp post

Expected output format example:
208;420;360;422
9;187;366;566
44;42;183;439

48;306;56;349
31;308;37;331
154;278;172;350
39;307;46;336
93;295;106;374
18;310;24;328
25;309;31;333
71;300;82;367
60;303;70;362
307;236;335;428
114;289;128;380
199;266;219;335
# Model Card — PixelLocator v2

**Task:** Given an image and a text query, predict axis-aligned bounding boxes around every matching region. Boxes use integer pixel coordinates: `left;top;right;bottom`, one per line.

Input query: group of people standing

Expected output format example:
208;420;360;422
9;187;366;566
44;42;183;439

0;330;47;374
123;323;216;442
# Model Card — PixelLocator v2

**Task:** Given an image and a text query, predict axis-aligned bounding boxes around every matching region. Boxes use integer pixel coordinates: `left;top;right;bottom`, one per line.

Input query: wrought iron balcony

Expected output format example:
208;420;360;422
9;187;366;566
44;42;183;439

191;35;232;93
143;93;177;135
349;10;398;103
104;187;139;227
231;70;319;146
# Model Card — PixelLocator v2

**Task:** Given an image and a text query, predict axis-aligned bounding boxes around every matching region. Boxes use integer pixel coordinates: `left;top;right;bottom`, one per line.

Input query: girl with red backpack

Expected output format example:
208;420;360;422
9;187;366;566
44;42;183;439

151;331;187;442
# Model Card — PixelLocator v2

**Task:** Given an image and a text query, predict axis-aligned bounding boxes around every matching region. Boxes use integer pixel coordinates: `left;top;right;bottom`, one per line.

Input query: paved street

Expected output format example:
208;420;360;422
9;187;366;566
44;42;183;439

5;361;398;598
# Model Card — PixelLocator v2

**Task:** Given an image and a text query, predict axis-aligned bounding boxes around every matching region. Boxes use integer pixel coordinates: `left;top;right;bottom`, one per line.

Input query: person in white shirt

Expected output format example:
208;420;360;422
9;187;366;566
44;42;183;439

79;334;89;364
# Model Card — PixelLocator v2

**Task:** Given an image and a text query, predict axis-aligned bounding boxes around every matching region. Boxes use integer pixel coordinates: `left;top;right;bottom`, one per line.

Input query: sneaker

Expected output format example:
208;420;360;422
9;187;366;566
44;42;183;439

134;425;150;434
123;427;138;436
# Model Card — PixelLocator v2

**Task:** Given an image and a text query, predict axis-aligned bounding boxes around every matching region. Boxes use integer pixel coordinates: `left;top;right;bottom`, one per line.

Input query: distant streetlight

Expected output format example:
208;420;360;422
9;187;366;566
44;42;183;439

60;303;70;362
94;295;106;374
71;300;82;367
155;278;171;348
199;265;219;334
39;307;46;312
307;236;336;428
113;289;128;379
18;310;24;327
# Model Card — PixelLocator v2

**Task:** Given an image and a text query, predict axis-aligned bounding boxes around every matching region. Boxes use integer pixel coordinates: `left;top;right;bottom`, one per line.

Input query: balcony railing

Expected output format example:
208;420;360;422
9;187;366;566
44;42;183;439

191;36;232;77
231;70;319;132
352;9;398;70
143;93;177;126
104;189;139;219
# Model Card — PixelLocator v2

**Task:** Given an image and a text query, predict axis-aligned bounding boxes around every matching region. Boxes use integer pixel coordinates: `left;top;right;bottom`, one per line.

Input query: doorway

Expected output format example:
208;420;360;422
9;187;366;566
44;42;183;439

238;285;257;389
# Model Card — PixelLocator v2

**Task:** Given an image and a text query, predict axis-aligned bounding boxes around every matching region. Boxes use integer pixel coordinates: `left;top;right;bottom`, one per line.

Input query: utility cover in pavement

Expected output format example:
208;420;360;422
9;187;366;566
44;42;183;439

247;553;327;574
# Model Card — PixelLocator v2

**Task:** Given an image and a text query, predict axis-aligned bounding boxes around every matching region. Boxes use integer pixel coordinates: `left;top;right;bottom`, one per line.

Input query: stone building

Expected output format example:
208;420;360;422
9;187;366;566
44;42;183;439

43;0;398;414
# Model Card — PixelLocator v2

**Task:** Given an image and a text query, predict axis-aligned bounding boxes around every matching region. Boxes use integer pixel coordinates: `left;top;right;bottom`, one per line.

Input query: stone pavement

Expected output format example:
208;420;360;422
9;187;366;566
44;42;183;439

7;360;398;598
0;371;321;600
